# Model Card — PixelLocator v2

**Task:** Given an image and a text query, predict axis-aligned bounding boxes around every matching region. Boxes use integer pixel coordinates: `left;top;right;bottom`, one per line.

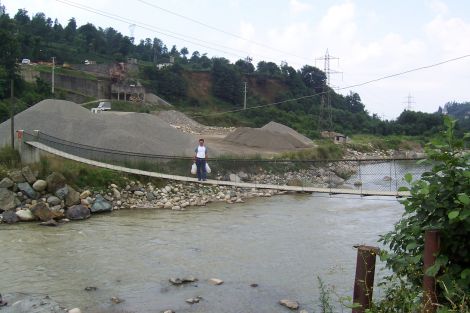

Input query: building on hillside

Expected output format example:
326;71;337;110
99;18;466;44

320;131;349;144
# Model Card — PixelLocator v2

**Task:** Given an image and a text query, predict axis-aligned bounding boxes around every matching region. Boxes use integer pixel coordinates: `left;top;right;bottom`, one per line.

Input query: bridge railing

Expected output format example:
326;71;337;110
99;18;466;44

23;131;430;194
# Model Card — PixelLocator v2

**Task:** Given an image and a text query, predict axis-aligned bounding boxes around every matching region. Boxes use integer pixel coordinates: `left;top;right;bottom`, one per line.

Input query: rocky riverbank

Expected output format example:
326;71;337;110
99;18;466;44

0;166;295;225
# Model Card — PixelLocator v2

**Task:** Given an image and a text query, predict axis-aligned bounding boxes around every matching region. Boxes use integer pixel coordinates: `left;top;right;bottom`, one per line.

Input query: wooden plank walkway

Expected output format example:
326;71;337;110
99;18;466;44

27;141;409;197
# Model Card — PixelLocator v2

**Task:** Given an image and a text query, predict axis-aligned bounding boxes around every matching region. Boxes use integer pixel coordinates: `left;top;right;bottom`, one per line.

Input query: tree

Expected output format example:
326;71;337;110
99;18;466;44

256;61;281;77
180;47;189;59
300;65;326;93
64;17;77;41
345;91;365;113
235;58;254;74
212;58;242;105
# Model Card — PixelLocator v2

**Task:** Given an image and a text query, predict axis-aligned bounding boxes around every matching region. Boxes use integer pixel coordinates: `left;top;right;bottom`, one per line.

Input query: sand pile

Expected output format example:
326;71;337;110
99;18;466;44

0;99;197;156
224;127;311;150
156;110;234;136
261;121;313;146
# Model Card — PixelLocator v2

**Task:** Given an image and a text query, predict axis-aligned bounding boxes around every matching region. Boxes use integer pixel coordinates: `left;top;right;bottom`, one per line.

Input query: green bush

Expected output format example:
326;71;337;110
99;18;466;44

377;117;470;311
0;145;20;167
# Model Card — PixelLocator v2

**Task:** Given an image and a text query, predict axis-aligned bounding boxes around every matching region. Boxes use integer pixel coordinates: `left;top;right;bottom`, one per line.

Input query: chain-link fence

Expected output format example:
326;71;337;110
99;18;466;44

23;131;430;194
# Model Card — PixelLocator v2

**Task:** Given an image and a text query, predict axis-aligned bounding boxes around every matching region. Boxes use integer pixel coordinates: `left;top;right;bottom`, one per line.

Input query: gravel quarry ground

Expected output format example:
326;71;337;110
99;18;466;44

0;99;314;157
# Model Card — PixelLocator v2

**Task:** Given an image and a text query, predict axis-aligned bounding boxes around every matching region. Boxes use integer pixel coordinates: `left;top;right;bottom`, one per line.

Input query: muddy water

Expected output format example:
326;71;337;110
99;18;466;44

0;194;402;313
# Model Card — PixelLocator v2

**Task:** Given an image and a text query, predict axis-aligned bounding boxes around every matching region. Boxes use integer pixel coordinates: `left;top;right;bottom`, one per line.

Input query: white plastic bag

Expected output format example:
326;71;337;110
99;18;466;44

191;163;197;175
205;162;211;174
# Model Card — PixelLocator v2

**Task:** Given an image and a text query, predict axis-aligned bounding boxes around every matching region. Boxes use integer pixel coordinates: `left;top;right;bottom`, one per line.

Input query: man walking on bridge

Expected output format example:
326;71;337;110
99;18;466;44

194;138;208;181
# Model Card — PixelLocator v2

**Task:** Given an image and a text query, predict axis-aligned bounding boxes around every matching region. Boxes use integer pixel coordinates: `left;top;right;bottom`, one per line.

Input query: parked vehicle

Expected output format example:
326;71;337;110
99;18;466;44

91;101;111;113
21;59;31;64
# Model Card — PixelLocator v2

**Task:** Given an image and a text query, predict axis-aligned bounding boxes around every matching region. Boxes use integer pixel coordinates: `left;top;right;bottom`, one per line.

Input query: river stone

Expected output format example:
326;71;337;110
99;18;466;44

21;166;37;184
134;190;145;196
0;188;20;211
50;205;65;219
47;196;62;206
66;205;91;220
69;309;82;313
46;172;66;192
16;209;35;221
65;185;80;206
2;210;19;223
30;202;53;221
208;278;224;285
55;185;69;200
146;191;155;201
229;174;241;183
0;177;14;188
80;190;92;199
32;179;47;192
9;170;25;183
17;182;37;199
90;195;112;213
279;299;299;310
112;188;121;199
165;186;172;192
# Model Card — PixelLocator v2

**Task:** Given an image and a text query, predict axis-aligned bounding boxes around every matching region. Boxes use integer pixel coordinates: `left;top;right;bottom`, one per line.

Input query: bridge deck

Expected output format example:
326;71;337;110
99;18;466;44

27;141;409;197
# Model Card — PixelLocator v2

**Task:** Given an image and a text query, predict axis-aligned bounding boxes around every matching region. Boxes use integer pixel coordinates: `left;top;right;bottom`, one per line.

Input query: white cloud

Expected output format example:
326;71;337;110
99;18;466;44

425;16;470;54
428;0;449;15
289;0;313;15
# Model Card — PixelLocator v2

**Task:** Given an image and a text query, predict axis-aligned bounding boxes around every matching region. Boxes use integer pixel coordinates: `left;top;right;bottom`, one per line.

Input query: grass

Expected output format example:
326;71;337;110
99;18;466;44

0;146;21;168
35;64;98;81
347;134;423;152
279;140;344;160
36;156;164;190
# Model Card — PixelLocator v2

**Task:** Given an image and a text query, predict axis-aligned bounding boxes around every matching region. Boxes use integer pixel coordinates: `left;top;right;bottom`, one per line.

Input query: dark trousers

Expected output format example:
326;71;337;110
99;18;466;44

196;158;207;181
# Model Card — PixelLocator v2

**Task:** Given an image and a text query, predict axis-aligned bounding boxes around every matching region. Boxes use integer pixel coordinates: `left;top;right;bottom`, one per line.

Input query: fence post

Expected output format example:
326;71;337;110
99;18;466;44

352;245;379;313
423;230;440;313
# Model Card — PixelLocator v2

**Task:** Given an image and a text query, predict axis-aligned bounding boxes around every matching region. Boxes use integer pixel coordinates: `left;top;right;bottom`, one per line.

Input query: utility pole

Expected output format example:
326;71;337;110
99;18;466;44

243;81;247;110
51;56;55;94
315;49;342;132
10;79;15;148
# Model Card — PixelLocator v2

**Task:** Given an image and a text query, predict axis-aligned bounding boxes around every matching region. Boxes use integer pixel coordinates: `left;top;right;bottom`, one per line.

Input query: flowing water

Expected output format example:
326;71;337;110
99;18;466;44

0;193;403;313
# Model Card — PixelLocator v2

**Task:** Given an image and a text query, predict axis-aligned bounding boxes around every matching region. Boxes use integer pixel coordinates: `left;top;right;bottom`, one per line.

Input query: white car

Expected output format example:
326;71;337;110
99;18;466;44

21;59;31;64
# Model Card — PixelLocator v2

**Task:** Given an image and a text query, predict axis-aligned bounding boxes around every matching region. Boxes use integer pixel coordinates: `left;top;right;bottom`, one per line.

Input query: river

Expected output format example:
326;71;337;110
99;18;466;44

0;193;403;313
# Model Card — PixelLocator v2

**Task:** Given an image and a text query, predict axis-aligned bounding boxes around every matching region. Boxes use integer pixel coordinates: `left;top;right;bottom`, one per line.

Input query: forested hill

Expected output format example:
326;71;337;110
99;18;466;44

0;4;446;138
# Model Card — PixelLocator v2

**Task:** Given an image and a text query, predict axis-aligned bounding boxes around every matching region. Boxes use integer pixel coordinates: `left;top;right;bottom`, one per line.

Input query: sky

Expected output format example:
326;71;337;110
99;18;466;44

2;0;470;119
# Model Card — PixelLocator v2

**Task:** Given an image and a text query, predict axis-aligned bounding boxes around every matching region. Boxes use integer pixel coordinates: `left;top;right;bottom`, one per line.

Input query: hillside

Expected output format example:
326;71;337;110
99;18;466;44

0;5;450;140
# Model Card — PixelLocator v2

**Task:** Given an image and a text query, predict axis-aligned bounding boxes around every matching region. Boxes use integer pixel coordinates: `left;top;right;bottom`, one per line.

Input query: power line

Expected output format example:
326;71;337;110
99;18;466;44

135;0;311;63
55;0;304;67
192;53;470;117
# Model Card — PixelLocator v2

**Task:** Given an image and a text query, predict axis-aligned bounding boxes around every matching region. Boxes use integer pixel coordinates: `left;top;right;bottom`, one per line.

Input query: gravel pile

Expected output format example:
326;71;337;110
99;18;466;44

157;110;234;135
0;99;196;156
261;121;313;146
224;127;311;150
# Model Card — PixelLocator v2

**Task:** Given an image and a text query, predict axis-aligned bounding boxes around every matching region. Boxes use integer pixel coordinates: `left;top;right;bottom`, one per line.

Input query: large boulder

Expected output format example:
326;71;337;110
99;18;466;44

65;185;81;206
32;179;47;192
21;166;37;184
16;209;35;221
0;177;14;188
46;172;66;193
9;170;25;183
17;182;37;199
90;194;112;213
66;205;91;220
0;188;20;211
55;186;69;200
50;205;65;219
30;202;53;221
47;196;62;206
2;210;19;224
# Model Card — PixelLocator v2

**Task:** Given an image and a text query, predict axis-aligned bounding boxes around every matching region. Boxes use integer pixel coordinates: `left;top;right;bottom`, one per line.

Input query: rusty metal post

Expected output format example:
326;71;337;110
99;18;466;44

352;245;379;313
423;230;440;313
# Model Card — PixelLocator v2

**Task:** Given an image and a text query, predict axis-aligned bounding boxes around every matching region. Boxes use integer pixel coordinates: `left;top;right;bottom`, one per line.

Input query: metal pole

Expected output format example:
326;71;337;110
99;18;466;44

243;81;247;110
423;230;440;313
352;245;379;313
51;56;55;94
10;79;14;148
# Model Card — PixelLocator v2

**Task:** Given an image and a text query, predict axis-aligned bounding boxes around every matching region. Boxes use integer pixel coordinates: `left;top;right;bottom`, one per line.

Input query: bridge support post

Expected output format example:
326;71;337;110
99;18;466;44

352;245;379;313
17;130;41;164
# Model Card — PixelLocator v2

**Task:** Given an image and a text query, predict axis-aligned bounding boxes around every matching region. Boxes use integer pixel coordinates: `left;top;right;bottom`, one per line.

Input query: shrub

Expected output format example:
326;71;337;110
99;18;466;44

377;117;470;311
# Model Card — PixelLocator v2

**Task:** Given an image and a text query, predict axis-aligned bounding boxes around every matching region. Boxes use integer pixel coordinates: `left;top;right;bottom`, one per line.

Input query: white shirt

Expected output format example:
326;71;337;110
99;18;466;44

195;145;207;158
